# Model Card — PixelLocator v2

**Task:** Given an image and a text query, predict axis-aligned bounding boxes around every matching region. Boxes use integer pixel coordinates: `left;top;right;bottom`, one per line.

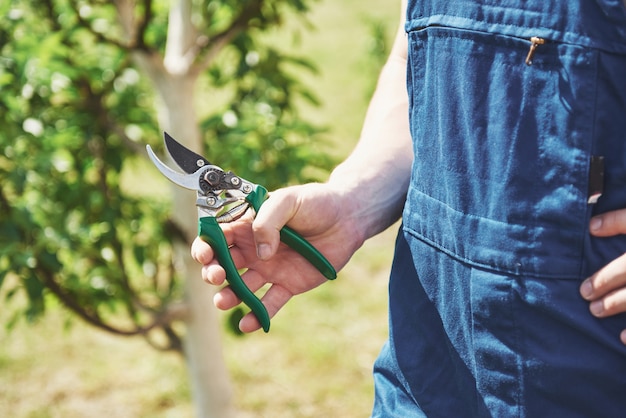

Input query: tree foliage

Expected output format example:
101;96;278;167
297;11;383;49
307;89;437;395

0;0;333;350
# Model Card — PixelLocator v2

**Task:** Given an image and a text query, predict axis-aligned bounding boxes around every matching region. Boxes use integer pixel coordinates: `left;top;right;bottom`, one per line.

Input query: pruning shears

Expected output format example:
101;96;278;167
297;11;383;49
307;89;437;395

146;132;336;332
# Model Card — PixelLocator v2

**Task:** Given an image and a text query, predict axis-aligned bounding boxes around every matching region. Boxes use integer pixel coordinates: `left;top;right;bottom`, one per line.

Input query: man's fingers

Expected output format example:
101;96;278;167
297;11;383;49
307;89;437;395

201;263;226;285
252;190;298;260
580;253;626;301
238;283;293;333
588;287;626;318
590;209;626;237
580;253;626;320
195;232;250;286
213;269;269;310
191;236;214;264
191;222;241;264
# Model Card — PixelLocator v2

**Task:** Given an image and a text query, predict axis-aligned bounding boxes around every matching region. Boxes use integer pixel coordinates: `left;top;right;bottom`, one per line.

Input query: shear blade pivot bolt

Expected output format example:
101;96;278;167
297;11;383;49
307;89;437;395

205;170;221;186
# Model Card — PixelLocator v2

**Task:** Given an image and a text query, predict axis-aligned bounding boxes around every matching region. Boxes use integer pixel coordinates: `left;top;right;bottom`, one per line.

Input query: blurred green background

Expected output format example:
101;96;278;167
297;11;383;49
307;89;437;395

0;0;400;416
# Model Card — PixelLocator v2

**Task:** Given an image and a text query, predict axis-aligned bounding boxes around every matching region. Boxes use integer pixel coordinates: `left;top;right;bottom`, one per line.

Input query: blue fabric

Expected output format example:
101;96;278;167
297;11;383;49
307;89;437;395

372;1;626;416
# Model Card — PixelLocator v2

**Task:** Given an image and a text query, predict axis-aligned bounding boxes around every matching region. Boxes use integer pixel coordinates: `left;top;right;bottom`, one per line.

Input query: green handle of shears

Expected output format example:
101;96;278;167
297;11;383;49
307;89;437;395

198;216;271;332
246;185;337;281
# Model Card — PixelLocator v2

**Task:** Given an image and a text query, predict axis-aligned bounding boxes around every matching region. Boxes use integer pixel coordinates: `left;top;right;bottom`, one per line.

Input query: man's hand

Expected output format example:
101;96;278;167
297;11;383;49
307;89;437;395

191;183;364;333
579;209;626;344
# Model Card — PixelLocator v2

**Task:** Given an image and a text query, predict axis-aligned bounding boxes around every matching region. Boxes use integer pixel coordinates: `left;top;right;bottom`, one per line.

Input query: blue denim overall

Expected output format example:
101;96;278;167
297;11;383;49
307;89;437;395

372;1;626;416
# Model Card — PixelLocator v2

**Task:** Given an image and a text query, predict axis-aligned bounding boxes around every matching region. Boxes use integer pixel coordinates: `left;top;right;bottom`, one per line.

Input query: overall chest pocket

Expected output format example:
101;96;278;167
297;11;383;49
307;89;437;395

404;26;599;279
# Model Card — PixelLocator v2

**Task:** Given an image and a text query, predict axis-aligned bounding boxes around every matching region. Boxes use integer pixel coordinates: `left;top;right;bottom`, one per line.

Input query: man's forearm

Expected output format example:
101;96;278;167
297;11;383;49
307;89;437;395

328;51;412;243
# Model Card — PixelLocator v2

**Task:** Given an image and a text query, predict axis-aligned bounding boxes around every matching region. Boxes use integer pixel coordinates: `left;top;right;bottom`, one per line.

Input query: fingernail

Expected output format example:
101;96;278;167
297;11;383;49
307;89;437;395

257;243;272;260
590;217;603;232
580;279;593;299
590;300;604;316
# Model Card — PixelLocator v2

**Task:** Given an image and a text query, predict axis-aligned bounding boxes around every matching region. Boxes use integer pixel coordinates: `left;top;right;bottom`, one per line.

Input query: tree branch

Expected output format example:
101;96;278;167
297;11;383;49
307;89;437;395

38;266;141;335
135;0;153;50
68;0;132;50
38;264;188;344
41;0;63;32
67;0;157;53
190;0;266;77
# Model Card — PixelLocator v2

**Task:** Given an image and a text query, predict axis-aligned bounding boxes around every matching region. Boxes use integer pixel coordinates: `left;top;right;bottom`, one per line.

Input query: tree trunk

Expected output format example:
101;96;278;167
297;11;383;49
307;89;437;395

151;71;236;418
128;5;236;418
162;76;236;418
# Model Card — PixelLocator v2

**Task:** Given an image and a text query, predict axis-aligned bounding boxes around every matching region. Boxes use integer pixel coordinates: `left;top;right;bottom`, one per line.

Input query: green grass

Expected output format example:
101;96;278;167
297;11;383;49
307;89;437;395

0;1;401;416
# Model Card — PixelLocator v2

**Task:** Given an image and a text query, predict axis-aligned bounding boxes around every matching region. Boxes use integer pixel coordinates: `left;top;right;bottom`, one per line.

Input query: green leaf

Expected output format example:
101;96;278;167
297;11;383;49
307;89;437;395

40;250;62;273
23;273;45;321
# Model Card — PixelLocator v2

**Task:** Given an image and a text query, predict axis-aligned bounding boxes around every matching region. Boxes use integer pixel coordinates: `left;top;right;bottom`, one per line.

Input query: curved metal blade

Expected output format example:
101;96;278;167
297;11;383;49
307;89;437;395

146;144;201;190
164;132;211;174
